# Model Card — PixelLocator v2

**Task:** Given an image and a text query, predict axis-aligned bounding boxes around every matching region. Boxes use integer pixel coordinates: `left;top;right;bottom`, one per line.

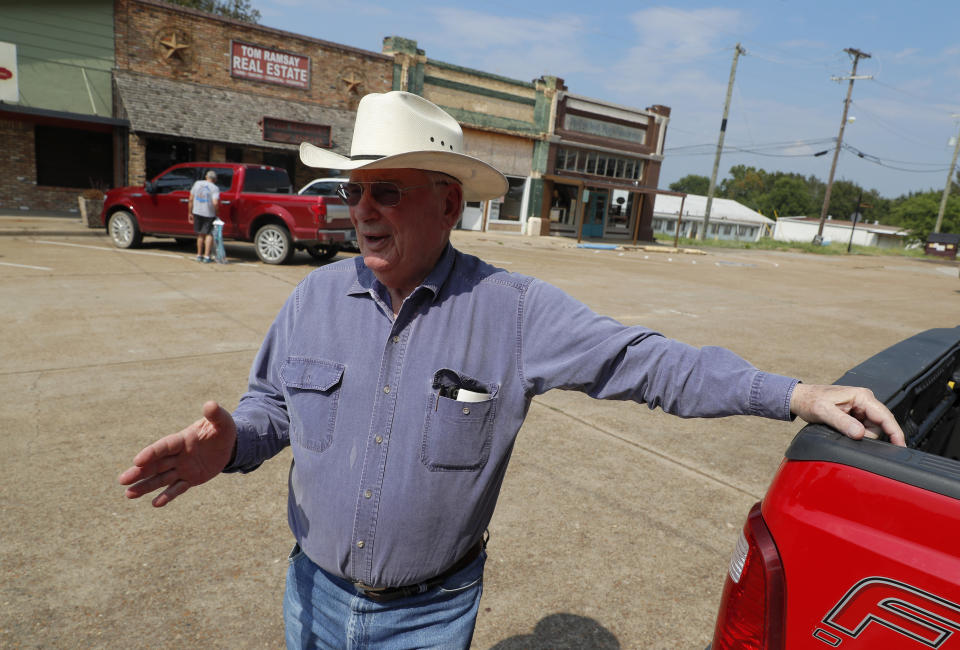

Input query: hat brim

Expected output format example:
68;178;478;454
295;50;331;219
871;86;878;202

300;142;508;202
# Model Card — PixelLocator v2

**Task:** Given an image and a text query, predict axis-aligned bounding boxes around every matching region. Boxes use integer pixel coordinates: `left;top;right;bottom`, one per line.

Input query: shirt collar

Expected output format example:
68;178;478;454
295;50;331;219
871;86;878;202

347;243;456;304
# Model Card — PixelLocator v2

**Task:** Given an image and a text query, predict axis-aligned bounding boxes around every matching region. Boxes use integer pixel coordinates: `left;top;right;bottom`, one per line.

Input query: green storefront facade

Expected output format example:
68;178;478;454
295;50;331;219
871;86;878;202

0;1;128;211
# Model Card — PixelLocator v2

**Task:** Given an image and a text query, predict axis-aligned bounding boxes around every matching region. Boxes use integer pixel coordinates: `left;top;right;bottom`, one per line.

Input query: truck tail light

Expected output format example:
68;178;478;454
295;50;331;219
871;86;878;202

312;199;327;225
711;502;785;650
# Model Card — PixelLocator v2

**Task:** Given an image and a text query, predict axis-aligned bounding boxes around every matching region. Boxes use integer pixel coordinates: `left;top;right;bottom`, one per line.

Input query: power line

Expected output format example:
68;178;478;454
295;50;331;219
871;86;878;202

842;142;947;168
841;143;951;173
666;137;835;152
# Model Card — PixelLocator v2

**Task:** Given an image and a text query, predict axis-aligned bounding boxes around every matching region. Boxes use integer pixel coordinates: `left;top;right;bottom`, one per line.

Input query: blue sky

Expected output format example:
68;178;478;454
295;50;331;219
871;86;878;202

252;0;960;199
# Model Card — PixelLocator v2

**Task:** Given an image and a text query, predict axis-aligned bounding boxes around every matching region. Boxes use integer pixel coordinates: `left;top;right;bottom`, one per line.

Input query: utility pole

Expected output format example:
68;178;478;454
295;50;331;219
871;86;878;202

934;115;960;233
814;48;872;244
701;43;745;241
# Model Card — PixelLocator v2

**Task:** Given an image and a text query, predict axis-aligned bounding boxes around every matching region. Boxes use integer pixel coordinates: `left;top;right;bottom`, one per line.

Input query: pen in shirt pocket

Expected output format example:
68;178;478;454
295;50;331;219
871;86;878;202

435;385;490;409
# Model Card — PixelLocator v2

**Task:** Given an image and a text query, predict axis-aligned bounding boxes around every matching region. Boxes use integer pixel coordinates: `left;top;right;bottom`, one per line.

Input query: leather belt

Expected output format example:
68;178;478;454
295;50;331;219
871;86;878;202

355;539;484;603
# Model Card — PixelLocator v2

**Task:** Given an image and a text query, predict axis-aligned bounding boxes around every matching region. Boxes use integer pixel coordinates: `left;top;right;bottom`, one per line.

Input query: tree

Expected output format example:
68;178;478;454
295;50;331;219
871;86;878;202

822;179;863;222
164;0;261;23
720;165;767;207
756;176;815;218
889;191;960;244
669;174;710;195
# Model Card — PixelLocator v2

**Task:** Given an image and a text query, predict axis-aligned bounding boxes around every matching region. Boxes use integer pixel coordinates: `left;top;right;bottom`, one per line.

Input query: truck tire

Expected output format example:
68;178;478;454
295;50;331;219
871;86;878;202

108;210;142;249
254;223;293;264
306;244;338;262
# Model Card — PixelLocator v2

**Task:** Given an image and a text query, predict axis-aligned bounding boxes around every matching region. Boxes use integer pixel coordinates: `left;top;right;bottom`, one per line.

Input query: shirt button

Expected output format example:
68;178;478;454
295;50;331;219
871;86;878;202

375;435;383;444
392;335;400;343
462;407;470;415
383;385;391;394
364;490;372;499
356;540;365;549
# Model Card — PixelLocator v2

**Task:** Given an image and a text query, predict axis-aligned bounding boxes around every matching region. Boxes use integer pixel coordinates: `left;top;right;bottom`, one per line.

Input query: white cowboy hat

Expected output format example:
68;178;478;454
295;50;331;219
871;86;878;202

299;91;508;202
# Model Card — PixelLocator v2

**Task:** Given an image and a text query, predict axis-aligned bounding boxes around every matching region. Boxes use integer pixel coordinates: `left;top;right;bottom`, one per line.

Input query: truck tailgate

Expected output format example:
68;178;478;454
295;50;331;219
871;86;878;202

763;453;960;647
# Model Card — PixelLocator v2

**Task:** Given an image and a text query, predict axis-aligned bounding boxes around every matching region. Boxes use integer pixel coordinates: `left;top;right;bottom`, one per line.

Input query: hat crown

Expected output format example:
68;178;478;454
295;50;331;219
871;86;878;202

299;91;507;201
349;92;463;160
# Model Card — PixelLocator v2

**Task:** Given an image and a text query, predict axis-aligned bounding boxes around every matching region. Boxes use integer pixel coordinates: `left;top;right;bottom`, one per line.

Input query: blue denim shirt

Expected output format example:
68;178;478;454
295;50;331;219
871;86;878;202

228;244;797;588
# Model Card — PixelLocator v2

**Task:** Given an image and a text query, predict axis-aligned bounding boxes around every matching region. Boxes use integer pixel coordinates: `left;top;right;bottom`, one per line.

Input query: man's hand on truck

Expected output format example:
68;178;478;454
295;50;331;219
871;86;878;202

790;383;907;447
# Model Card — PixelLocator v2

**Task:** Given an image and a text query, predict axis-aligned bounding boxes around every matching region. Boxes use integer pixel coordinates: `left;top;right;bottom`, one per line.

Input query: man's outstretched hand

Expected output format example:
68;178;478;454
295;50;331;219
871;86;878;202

790;383;906;447
118;401;238;507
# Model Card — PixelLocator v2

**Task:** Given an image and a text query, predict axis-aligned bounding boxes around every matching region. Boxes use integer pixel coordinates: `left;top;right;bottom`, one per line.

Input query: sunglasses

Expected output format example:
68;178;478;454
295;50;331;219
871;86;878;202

336;181;448;207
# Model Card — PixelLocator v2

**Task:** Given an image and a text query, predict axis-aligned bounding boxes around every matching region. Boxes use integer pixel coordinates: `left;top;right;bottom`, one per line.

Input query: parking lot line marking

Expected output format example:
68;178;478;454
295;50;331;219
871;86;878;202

0;261;53;271
35;240;185;259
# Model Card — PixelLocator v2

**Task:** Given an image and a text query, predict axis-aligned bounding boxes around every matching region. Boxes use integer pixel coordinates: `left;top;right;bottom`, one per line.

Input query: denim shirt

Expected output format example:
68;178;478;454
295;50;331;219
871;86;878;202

228;244;797;588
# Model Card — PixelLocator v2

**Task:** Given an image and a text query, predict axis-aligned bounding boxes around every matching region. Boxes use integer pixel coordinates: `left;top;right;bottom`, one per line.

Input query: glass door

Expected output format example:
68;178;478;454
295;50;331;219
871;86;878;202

582;188;607;238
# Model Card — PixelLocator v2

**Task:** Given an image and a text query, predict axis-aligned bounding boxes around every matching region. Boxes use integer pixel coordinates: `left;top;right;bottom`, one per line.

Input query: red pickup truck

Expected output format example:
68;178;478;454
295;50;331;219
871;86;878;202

710;325;960;649
101;162;354;264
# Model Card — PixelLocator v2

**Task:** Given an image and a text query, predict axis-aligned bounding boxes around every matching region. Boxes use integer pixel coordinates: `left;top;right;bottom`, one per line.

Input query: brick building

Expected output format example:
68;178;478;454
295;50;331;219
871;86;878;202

113;0;393;190
542;94;670;242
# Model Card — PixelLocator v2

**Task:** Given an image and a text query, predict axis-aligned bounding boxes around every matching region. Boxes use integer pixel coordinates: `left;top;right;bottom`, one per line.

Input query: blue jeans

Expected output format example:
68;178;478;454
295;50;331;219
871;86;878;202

283;544;485;649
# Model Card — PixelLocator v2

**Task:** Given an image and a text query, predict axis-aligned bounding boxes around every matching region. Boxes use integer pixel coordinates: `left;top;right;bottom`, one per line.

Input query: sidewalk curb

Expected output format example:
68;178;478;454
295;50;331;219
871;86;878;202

0;229;105;237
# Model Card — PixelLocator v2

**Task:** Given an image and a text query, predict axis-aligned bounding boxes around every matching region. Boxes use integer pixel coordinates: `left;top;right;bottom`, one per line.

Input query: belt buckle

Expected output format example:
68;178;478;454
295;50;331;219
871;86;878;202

354;581;388;594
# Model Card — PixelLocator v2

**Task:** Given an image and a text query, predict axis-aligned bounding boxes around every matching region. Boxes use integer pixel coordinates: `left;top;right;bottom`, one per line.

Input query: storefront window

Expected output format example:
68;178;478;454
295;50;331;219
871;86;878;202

35;126;113;189
554;146;644;182
146;139;195;181
549;183;579;228
494;176;526;221
607;190;634;233
585;152;596;175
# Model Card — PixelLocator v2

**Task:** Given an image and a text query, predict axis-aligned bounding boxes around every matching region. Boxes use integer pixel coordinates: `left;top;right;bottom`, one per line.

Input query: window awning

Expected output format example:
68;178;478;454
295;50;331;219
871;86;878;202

0;103;129;128
114;70;356;152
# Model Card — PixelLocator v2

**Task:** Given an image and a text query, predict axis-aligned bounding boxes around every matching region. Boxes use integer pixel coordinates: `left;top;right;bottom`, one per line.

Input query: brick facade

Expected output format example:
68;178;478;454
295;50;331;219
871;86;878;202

113;0;393;189
115;0;392;110
0;118;99;212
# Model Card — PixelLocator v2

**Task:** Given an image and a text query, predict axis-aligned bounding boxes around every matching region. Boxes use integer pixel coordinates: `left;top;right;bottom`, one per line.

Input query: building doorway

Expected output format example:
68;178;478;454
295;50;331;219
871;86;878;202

583;188;607;238
460;201;483;230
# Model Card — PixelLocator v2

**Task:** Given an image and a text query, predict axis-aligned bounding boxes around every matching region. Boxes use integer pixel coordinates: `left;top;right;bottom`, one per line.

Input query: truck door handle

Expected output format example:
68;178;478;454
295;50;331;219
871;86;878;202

221;200;231;205
179;198;188;202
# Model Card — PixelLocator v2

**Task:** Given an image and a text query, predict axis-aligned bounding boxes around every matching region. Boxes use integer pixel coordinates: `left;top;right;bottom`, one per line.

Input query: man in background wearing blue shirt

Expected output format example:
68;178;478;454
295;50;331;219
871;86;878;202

119;92;904;649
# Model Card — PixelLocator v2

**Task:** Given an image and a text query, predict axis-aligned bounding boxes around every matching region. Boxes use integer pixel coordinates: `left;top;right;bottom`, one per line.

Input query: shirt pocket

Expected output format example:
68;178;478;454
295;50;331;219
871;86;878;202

421;370;498;472
280;357;344;454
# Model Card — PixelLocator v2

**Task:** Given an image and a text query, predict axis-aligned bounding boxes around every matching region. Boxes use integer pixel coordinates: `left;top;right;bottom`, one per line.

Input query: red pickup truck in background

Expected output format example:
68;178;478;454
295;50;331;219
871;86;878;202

710;325;960;649
101;162;354;264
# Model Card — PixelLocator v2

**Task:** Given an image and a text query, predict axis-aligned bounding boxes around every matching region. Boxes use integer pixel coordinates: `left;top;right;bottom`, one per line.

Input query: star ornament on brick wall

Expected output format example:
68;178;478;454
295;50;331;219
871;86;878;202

159;32;189;60
341;71;363;94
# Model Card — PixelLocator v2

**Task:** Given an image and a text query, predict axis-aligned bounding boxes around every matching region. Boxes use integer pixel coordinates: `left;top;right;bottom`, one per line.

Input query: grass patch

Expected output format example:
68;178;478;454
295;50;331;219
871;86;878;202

653;235;927;258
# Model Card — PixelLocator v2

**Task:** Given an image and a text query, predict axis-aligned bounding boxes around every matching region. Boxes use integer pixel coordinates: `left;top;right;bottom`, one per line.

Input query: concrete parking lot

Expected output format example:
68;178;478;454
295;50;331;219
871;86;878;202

2;215;958;648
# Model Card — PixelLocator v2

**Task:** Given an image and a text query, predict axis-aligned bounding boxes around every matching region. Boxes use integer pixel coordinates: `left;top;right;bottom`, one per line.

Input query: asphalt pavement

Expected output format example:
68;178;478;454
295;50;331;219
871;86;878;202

1;211;958;648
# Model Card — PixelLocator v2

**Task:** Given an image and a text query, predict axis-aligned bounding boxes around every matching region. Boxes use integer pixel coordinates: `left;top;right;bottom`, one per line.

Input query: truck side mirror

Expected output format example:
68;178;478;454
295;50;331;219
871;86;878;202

145;181;157;194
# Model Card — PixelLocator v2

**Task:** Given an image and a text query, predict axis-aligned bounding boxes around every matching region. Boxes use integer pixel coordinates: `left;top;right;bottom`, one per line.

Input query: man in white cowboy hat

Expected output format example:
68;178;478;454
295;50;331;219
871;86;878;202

119;91;904;648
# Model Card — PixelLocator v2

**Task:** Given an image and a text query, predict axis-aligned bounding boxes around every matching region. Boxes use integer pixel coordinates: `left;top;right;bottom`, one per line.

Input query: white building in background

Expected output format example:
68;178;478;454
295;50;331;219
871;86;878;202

773;216;908;249
651;194;774;243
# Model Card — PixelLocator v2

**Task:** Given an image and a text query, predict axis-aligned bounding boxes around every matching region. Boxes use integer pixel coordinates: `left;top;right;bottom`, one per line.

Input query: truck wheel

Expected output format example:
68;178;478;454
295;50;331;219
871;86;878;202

306;244;338;262
254;223;293;264
108;210;142;249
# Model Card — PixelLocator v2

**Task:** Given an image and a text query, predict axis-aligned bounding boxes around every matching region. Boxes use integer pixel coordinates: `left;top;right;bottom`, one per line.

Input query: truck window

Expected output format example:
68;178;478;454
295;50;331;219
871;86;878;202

244;168;292;194
301;182;339;196
153;168;198;193
201;168;234;192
